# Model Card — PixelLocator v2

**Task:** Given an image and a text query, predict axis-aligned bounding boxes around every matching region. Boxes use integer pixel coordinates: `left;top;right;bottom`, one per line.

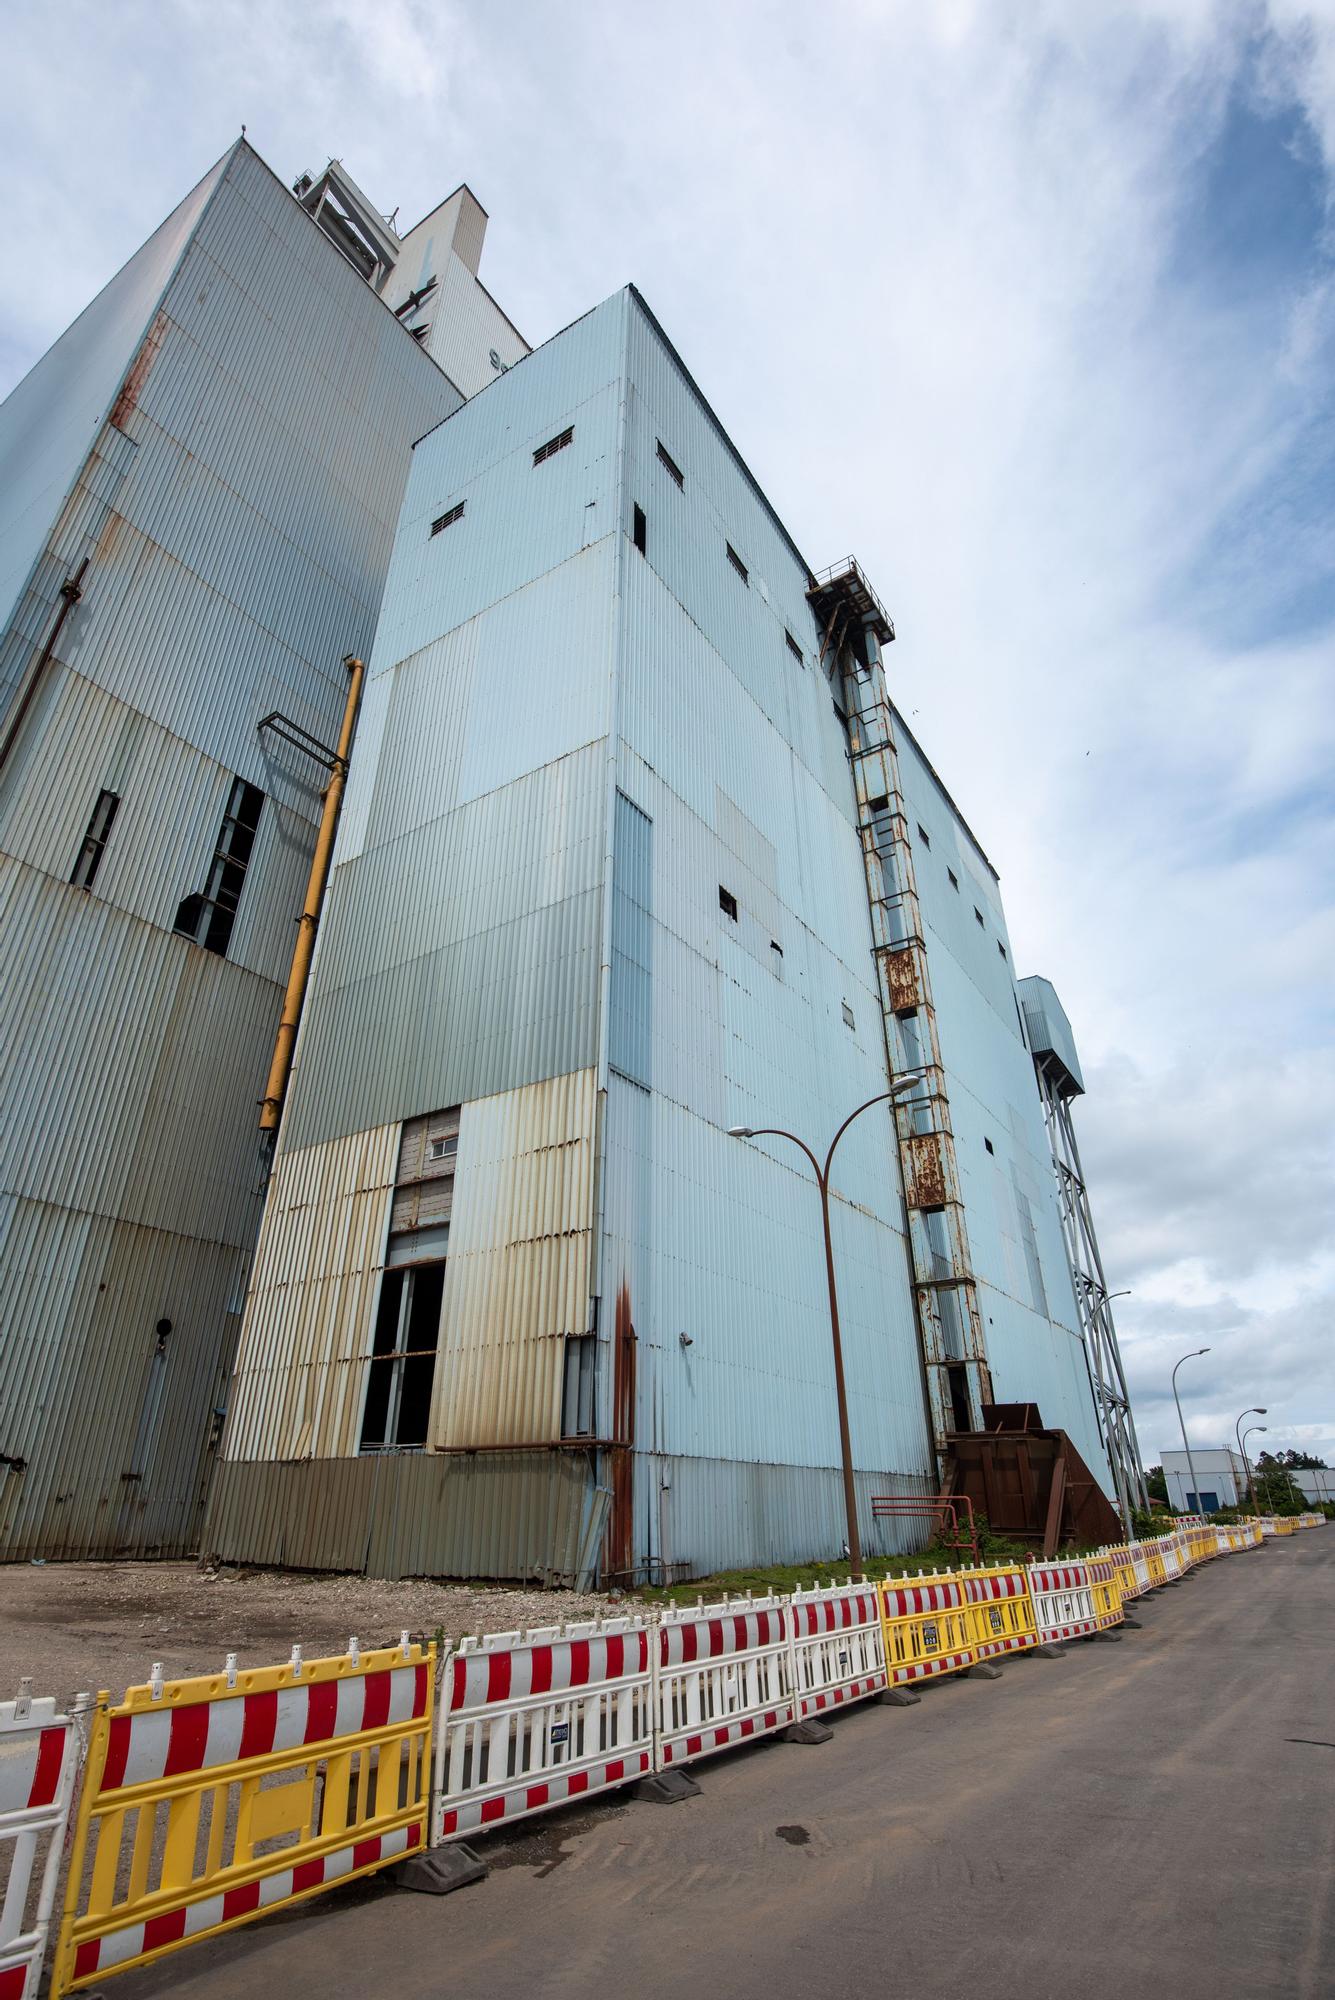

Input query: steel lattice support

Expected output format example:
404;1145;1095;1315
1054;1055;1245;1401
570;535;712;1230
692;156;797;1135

1033;1053;1148;1520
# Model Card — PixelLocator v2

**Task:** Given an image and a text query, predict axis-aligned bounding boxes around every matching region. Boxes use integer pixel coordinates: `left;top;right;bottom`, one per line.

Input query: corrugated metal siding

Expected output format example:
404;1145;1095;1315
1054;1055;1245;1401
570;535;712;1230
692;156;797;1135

434;1069;597;1448
0;142;465;1556
0;149;230;652
205;1448;597;1584
644;1456;935;1578
223;1123;399;1461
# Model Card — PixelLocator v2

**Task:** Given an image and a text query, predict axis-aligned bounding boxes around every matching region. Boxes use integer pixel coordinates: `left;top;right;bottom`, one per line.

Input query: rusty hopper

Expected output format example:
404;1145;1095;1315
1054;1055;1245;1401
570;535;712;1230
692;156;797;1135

944;1403;1123;1556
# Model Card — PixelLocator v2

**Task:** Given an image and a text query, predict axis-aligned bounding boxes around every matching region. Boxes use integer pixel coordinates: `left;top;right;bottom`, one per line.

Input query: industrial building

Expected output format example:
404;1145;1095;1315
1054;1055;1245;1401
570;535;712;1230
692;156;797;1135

0;140;525;1557
206;285;1139;1582
1161;1448;1252;1514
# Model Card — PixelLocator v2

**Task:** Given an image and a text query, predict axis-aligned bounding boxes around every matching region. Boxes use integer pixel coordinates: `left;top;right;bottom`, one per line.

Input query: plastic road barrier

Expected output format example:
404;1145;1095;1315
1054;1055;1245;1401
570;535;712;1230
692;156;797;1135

434;1619;652;1842
877;1575;976;1685
1083;1554;1124;1630
655;1598;792;1766
1026;1561;1099;1643
53;1637;432;1993
1;1684;83;2000
960;1566;1037;1659
789;1584;887;1718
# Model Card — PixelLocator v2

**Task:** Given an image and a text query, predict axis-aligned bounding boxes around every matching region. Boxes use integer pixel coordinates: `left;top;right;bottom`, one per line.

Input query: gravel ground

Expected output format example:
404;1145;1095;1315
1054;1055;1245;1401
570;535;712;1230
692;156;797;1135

1;1562;610;1705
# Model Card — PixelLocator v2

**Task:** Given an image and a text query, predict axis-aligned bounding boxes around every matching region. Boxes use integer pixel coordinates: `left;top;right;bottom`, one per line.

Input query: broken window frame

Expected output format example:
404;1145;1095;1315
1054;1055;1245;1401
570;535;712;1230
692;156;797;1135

358;1261;444;1452
173;776;264;957
70;788;120;891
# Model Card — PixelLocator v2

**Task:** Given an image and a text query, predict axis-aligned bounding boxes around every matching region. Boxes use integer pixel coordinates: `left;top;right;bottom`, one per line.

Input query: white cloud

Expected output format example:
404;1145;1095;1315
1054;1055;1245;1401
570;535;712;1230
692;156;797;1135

2;0;1331;1469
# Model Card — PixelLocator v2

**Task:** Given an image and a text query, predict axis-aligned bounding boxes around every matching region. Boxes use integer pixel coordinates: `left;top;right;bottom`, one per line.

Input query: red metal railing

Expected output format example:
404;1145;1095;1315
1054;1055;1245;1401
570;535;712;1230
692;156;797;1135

870;1495;981;1565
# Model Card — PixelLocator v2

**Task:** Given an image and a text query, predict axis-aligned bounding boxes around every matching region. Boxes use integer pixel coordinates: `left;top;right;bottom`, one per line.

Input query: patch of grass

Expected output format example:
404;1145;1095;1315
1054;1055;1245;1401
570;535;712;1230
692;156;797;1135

634;1526;1034;1606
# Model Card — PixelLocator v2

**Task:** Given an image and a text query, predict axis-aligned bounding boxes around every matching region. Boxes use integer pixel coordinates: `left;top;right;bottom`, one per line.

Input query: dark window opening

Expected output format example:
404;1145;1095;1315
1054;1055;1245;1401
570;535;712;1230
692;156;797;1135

394;275;438;319
785;630;804;664
359;1261;443;1450
984;1137;994;1155
656;440;684;488
917;823;931;849
533;426;574;466
718;885;738;921
408;323;431;344
726;542;749;584
842;1000;856;1030
633;503;647;555
770;939;783;958
947;868;959;890
896;1005;919;1023
71;789;120;891
974;906;985;928
174;777;264;957
869;794;889;814
997;939;1007;960
946;1360;972;1434
430;501;464;536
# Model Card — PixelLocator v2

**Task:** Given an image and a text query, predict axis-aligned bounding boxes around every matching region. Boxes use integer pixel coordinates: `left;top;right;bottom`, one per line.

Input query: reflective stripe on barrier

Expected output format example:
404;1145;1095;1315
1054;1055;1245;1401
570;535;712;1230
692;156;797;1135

655;1599;792;1765
1027;1561;1099;1642
960;1566;1037;1658
789;1585;886;1717
53;1638;432;1992
1083;1555;1124;1630
1;1687;83;2000
433;1620;652;1841
878;1576;976;1683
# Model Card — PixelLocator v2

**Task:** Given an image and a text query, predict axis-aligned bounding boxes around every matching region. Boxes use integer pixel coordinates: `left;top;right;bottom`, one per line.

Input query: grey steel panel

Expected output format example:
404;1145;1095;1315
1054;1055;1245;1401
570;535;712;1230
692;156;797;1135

1017;973;1086;1094
644;1453;935;1578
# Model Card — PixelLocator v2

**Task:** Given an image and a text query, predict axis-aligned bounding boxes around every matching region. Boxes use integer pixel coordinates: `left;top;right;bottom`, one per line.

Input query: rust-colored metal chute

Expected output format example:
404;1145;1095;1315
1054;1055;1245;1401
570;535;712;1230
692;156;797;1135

944;1403;1123;1556
258;653;365;1132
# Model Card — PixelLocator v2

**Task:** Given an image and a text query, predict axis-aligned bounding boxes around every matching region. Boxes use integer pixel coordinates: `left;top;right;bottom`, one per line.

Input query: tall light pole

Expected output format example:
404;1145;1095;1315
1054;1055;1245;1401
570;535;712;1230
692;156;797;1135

729;1077;921;1573
1170;1348;1210;1516
1242;1424;1267;1516
1235;1407;1267;1514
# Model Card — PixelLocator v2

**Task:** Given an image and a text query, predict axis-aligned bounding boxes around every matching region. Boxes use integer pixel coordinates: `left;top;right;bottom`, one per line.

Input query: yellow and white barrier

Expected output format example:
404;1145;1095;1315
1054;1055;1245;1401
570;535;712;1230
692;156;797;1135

53;1637;433;1993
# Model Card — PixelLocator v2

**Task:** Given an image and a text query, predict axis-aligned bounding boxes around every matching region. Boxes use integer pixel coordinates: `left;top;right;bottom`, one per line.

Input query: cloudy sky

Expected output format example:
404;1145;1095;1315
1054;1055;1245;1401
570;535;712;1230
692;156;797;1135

5;0;1332;1474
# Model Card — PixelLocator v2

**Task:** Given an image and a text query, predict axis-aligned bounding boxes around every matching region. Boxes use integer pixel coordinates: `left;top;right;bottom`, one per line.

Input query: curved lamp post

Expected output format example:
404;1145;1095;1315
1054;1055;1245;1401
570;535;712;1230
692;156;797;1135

729;1076;923;1573
1235;1406;1267;1514
1242;1423;1268;1516
1171;1348;1210;1516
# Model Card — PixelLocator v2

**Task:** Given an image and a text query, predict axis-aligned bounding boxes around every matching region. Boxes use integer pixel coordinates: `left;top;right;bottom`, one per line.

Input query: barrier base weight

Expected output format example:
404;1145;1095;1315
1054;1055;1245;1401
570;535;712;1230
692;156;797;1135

395;1844;488;1895
876;1688;922;1706
1033;1643;1065;1658
783;1718;834;1744
635;1769;702;1805
966;1663;1003;1680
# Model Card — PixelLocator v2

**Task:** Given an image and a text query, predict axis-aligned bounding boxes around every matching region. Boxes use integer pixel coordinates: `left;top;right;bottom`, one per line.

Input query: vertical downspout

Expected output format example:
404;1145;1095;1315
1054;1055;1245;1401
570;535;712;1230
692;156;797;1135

258;653;365;1132
0;561;88;777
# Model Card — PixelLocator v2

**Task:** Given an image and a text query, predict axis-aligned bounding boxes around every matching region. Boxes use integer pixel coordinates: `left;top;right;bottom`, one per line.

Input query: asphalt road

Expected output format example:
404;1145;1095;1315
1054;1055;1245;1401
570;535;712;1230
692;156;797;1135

118;1533;1334;2000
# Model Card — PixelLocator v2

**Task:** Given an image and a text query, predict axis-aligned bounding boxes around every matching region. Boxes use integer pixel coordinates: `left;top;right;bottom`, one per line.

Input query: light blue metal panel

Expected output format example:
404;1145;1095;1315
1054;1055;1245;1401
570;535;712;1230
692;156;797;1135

610;791;653;1089
0;150;231;662
1017;973;1086;1094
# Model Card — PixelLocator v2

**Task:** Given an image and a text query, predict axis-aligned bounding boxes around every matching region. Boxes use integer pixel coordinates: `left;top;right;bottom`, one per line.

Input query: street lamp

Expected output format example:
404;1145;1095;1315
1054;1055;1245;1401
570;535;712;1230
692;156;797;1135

1170;1348;1210;1517
729;1075;923;1573
1235;1407;1267;1514
1242;1424;1268;1516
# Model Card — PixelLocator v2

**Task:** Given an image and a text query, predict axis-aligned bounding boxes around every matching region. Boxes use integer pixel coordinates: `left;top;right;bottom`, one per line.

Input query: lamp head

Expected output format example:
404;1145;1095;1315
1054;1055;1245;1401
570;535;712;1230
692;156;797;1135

727;1126;755;1139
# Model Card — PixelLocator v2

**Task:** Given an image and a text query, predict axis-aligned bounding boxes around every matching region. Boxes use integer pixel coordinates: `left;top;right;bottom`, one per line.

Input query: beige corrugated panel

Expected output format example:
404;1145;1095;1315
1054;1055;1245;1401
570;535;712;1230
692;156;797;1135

433;1069;596;1450
224;1123;399;1462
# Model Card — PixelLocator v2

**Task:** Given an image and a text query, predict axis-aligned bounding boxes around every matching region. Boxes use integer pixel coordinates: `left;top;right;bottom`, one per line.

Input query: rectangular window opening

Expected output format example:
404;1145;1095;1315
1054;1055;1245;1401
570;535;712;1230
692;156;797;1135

726;542;749;585
770;939;783;958
533;425;574;466
841;1000;856;1030
974;906;985;928
784;630;804;664
997;939;1007;960
633;503;647;555
917;823;931;849
359;1262;443;1451
868;794;889;814
984;1137;994;1155
947;868;959;890
71;788;120;891
174;777;264;957
718;885;738;922
430;501;464;536
656;440;684;488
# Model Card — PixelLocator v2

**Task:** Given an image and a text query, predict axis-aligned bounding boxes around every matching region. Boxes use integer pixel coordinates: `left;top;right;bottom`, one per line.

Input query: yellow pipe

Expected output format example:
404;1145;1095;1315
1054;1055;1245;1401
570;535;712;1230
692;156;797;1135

258;654;365;1131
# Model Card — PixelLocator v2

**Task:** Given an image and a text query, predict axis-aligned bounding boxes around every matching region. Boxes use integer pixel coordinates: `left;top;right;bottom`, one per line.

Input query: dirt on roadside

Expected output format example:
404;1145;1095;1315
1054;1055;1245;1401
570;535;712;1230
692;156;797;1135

0;1561;609;1706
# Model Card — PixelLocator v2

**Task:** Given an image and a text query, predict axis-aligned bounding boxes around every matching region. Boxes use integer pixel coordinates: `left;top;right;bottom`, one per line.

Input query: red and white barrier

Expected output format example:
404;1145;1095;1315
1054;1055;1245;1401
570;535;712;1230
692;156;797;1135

1;1683;83;2000
1027;1561;1099;1642
789;1584;886;1717
655;1598;792;1766
433;1619;653;1842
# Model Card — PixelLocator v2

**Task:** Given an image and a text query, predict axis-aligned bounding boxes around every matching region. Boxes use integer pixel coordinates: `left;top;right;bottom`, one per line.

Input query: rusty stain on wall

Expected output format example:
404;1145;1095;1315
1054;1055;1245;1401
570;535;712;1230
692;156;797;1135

605;1277;637;1578
904;1131;948;1210
885;945;921;1013
109;311;171;433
